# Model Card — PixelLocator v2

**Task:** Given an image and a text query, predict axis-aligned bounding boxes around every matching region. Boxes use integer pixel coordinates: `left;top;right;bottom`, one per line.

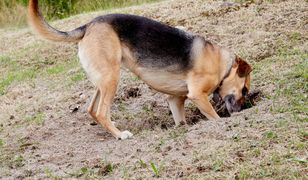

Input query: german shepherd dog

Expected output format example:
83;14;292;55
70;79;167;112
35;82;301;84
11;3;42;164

28;0;252;139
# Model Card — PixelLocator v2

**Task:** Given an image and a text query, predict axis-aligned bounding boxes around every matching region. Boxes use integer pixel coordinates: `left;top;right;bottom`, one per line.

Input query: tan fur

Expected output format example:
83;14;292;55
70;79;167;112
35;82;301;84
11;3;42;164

121;44;189;96
28;0;252;139
28;0;85;42
186;42;222;119
218;59;251;102
167;96;187;126
218;68;246;101
78;24;128;139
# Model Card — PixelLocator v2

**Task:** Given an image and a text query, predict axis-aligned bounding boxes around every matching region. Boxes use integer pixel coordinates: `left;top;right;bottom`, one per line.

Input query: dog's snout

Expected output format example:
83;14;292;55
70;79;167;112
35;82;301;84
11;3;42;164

224;95;242;114
225;95;235;105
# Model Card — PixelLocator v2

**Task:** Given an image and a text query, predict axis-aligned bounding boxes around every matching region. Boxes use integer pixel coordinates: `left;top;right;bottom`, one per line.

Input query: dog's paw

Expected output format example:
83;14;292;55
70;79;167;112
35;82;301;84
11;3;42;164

119;130;133;140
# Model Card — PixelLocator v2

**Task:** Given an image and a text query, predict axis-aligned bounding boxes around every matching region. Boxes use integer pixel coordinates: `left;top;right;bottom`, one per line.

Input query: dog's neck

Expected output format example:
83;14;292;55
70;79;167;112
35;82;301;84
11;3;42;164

215;51;235;91
213;52;235;100
220;51;235;84
223;54;235;80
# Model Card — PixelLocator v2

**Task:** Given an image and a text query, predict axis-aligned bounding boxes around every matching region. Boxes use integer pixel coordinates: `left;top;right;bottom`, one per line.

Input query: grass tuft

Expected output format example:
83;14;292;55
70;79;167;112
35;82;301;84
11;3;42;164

25;112;45;126
0;68;38;95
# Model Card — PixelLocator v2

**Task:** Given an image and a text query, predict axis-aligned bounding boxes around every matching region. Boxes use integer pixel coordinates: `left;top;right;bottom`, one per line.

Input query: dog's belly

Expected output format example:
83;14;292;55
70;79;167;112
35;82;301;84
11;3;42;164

137;68;188;96
121;45;188;96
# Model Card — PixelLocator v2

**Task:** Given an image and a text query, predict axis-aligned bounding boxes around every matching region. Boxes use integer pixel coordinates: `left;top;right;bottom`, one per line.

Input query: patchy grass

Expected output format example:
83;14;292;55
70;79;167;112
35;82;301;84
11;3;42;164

70;70;86;82
0;68;37;95
25;112;45;126
46;64;67;75
0;0;162;28
67;161;116;179
252;46;307;118
0;139;4;147
0;47;84;95
150;161;165;177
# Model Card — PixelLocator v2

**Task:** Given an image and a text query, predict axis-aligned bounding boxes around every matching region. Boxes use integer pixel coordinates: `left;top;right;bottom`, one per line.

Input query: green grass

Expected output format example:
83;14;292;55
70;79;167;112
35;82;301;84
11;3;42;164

66;161;115;178
13;155;25;168
46;60;86;83
0;68;38;95
0;0;161;28
0;44;84;95
70;70;86;82
263;131;277;139
0;139;4;148
150;161;165;177
45;168;63;180
25;112;45;126
0;56;14;68
47;64;67;75
251;45;307;117
138;159;148;169
275;59;308;114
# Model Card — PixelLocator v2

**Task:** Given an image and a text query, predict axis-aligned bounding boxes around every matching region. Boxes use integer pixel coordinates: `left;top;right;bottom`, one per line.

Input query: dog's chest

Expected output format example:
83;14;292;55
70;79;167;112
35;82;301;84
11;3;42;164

137;68;188;96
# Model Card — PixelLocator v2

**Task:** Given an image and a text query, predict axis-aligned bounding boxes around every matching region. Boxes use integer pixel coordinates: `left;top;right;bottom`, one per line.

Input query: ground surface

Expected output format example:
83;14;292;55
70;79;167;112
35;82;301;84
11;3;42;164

0;0;307;179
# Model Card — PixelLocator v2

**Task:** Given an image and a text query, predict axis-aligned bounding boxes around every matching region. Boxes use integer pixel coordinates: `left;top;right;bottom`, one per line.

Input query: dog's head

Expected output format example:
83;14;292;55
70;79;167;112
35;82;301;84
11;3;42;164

214;56;252;114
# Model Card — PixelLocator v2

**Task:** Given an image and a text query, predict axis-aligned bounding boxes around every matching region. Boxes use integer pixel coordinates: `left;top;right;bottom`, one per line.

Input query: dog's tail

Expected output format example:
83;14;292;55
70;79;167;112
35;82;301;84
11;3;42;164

28;0;86;43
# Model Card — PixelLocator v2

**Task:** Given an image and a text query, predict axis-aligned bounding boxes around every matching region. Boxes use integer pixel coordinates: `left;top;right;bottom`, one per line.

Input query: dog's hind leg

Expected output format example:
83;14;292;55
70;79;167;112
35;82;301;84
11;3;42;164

88;90;117;125
87;70;131;139
95;68;133;139
167;96;187;126
88;89;100;121
79;23;133;140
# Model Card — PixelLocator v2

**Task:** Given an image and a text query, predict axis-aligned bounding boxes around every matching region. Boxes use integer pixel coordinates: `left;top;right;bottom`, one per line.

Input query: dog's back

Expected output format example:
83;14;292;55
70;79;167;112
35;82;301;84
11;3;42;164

93;14;195;71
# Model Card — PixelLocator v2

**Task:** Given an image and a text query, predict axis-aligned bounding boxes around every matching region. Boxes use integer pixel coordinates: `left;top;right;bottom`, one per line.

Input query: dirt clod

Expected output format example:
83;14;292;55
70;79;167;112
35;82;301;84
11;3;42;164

69;105;80;113
90;121;98;126
127;87;140;98
161;123;168;130
196;165;210;173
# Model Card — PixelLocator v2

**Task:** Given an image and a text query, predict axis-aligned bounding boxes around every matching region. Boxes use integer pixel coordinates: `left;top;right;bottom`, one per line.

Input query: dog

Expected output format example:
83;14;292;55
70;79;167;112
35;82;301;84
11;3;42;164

28;0;252;140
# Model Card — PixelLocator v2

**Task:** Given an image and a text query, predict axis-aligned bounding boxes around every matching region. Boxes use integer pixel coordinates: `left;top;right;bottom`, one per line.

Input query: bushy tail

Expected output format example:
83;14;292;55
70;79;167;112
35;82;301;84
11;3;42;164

28;0;86;42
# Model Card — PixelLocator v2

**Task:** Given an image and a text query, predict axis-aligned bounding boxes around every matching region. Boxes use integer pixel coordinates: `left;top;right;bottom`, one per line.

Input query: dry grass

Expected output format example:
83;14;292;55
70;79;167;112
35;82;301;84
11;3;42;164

0;3;27;28
0;0;161;28
0;0;307;179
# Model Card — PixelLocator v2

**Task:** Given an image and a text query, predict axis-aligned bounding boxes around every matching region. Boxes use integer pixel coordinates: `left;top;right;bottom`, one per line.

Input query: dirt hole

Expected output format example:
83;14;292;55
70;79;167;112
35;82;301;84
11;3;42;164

115;86;141;102
212;89;263;117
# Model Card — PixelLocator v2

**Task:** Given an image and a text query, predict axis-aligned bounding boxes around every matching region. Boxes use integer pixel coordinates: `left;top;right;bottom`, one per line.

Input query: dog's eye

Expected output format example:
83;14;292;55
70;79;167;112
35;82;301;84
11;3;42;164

242;87;248;96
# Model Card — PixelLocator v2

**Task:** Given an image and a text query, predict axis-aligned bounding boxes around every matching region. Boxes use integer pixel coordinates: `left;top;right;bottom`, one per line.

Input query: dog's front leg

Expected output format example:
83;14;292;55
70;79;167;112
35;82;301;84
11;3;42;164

167;96;187;126
187;93;220;120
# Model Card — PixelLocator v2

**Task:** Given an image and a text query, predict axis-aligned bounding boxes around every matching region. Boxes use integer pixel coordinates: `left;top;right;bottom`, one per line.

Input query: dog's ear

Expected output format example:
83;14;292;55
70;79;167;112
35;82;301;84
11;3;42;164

236;56;252;77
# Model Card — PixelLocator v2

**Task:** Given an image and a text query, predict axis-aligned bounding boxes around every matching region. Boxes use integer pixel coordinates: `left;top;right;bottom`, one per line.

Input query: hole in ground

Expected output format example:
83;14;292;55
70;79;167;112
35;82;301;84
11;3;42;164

211;89;263;118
